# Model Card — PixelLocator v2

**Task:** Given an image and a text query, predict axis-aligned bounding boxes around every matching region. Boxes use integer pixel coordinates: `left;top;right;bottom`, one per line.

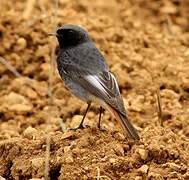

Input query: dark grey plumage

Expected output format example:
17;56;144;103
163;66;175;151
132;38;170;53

54;24;139;140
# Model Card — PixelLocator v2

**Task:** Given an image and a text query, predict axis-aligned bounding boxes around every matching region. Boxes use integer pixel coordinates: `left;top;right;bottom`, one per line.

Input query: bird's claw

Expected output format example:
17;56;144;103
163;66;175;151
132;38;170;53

69;124;90;130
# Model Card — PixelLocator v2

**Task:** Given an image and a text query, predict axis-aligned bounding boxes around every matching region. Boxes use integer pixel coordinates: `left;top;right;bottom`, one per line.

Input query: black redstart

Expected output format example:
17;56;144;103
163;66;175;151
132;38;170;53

50;24;140;140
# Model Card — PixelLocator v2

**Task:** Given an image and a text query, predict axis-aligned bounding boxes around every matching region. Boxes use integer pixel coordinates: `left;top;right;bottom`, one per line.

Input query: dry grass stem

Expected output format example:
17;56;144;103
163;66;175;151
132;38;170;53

139;64;163;127
95;167;111;180
0;56;47;95
23;0;36;19
44;0;59;179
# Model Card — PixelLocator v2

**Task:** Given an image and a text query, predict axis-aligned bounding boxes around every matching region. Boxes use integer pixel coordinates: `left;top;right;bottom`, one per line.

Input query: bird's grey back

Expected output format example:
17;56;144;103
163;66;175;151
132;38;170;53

57;42;109;74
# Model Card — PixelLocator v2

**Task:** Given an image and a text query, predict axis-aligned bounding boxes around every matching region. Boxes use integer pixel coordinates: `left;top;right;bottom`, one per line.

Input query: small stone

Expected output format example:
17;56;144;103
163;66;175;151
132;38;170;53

36;45;50;58
57;156;61;162
135;176;142;180
16;37;27;51
114;132;125;141
65;154;74;163
2;92;33;114
12;78;25;91
5;92;27;104
169;171;178;178
4;41;11;49
91;159;97;163
148;172;163;179
128;95;145;112
0;176;6;180
24;87;38;99
165;162;180;171
138;165;149;174
39;63;50;79
109;158;116;163
161;5;177;14
87;111;95;119
114;144;124;156
183;171;189;179
23;126;38;140
138;148;148;160
9;104;32;114
64;146;71;153
54;99;66;106
31;158;44;170
123;145;130;151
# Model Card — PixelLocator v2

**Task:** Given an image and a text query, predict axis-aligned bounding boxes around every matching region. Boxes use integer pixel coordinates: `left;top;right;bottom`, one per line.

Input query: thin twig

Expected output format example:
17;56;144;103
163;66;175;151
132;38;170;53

138;63;164;127
0;56;22;78
166;16;175;36
95;167;111;180
57;106;67;133
44;0;59;179
23;0;36;19
156;89;163;127
0;56;47;94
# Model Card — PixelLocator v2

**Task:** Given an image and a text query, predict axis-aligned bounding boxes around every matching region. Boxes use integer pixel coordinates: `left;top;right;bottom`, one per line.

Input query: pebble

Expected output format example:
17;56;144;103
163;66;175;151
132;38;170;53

16;37;27;51
23;126;38;140
114;132;125;141
138;165;149;174
161;5;177;14
31;158;44;170
24;87;38;99
183;171;189;179
87;111;95;119
9;104;32;114
39;63;50;79
168;171;178;178
4;41;11;49
65;153;74;163
123;144;130;151
134;176;143;180
4;92;27;104
12;78;25;91
148;172;163;179
113;144;125;156
128;95;145;112
164;162;180;171
109;158;116;164
2;92;33;114
64;146;71;153
0;176;6;180
138;148;148;160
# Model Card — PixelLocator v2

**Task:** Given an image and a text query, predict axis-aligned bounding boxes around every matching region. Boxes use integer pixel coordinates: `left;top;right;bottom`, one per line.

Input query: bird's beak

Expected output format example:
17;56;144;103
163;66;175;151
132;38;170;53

48;32;58;36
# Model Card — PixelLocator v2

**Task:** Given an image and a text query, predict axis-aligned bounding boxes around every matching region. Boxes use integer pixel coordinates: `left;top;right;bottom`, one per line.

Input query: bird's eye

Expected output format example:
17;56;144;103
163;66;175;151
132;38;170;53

57;29;64;35
68;30;74;34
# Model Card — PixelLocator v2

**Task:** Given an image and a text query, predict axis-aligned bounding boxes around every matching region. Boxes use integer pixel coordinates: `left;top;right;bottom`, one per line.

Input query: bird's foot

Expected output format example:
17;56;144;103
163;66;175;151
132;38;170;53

96;123;106;131
69;124;90;130
96;122;101;129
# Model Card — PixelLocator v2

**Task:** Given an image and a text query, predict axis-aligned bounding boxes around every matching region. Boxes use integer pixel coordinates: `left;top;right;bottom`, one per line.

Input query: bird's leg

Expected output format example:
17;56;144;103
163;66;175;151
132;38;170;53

97;106;104;129
70;103;91;130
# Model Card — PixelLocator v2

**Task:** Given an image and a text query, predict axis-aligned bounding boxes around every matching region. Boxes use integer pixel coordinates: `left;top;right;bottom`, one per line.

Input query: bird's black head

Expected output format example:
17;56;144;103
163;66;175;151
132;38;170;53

55;25;91;49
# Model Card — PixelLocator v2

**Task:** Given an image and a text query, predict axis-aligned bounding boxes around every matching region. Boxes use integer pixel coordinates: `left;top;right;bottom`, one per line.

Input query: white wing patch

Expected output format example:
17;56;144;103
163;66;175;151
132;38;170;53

85;72;120;98
109;73;119;92
85;75;108;96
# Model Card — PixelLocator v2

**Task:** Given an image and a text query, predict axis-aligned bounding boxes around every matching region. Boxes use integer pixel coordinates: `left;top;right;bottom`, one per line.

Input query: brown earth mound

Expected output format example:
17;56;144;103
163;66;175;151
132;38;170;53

0;0;189;179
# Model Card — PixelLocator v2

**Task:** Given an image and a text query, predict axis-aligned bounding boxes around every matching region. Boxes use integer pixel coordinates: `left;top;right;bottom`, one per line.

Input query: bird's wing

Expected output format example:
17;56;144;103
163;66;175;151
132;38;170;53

61;64;126;116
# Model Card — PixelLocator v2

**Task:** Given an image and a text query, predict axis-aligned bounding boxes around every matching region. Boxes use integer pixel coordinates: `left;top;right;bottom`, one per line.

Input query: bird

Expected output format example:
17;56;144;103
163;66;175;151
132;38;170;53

49;24;140;140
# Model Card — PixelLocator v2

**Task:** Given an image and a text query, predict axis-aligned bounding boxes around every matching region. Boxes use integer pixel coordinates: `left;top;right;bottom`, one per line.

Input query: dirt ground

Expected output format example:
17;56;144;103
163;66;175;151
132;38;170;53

0;0;189;179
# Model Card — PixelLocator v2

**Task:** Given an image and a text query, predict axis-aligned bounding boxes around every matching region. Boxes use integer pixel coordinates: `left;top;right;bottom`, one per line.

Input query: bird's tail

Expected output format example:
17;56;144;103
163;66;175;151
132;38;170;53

110;106;140;140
